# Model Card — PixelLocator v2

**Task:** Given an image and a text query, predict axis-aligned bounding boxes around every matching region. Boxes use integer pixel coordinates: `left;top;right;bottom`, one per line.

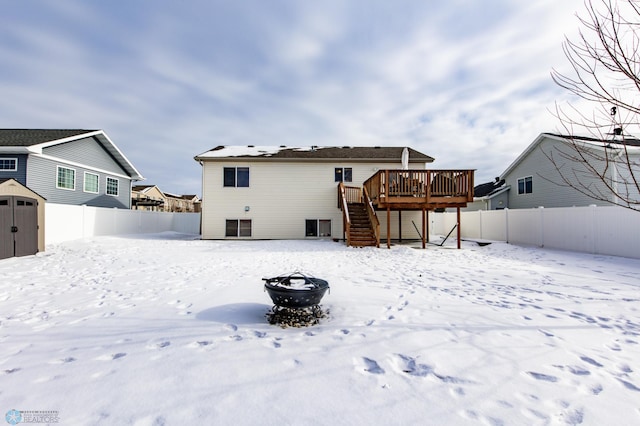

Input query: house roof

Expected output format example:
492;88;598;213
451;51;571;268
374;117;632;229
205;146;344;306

500;132;640;179
474;179;506;198
0;129;144;181
194;146;434;163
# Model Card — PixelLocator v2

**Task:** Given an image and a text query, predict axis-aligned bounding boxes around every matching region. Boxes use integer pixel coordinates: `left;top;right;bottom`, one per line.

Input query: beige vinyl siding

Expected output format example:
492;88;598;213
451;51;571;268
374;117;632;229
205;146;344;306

201;160;427;240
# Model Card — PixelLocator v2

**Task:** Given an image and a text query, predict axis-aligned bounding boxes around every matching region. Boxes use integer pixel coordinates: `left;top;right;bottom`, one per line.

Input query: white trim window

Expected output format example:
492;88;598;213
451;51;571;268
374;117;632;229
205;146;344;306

223;167;250;187
56;166;76;190
0;158;17;171
517;176;533;195
84;172;99;194
106;176;119;196
306;219;332;237
334;167;352;183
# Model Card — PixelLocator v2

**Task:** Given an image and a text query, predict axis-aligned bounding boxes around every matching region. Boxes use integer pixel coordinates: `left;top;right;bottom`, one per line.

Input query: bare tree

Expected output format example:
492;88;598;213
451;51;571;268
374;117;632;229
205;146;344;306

547;0;640;211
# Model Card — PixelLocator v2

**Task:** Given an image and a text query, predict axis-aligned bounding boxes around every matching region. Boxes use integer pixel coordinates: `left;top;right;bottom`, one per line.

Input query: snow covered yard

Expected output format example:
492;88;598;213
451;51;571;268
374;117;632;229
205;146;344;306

1;233;639;425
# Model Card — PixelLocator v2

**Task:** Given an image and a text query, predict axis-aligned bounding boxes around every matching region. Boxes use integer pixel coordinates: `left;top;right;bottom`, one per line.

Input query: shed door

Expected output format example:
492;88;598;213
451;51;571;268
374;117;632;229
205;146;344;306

0;197;12;259
0;196;38;260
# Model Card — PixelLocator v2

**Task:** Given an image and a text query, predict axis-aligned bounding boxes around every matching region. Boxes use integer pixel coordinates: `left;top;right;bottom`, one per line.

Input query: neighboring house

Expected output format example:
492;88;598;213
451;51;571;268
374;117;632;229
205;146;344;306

132;185;166;211
461;178;508;211
0;129;143;209
132;185;201;212
194;145;474;247
496;132;640;210
164;192;201;213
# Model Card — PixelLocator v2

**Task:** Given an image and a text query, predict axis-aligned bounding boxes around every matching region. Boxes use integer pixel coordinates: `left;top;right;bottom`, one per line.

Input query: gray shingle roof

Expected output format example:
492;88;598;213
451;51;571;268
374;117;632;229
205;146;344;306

0;129;144;181
0;129;98;147
196;146;434;162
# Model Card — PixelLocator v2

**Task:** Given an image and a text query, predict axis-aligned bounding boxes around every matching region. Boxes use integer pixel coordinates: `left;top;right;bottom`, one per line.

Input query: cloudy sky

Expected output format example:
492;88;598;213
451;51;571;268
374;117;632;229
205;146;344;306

1;0;587;195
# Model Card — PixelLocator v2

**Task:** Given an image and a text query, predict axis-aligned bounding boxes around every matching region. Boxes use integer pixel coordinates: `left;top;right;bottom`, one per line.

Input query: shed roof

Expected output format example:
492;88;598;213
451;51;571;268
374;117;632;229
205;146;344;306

194;146;434;163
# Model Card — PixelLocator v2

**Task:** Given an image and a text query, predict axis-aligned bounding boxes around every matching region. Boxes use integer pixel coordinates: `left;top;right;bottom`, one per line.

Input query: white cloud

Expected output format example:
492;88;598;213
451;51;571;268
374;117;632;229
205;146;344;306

0;0;602;193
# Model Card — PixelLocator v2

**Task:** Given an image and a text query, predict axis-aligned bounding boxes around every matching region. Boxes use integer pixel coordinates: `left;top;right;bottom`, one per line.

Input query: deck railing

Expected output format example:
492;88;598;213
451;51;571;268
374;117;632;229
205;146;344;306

363;169;474;205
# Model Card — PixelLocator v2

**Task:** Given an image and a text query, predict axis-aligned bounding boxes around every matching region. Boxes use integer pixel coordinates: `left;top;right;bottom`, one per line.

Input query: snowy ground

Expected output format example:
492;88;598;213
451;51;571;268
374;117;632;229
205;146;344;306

1;233;639;425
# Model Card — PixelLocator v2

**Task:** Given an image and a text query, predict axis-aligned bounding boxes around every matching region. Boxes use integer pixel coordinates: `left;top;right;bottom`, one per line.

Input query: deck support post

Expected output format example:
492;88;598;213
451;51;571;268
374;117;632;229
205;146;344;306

457;207;461;249
398;210;402;243
421;207;426;249
426;209;430;244
386;206;391;249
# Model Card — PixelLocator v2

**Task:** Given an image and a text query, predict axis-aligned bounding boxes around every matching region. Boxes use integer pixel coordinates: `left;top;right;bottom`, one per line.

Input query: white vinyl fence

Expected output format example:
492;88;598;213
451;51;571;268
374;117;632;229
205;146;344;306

431;205;640;259
45;203;201;245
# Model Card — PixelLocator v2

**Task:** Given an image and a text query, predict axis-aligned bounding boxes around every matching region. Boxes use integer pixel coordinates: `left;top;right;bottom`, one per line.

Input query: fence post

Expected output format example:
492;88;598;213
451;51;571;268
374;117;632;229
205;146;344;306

539;206;544;248
505;208;509;243
590;204;597;254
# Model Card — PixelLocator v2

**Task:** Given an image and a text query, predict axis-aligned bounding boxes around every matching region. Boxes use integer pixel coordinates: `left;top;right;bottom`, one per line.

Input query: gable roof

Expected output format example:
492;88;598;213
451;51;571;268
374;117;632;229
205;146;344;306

194;146;434;163
0;129;144;181
500;132;640;179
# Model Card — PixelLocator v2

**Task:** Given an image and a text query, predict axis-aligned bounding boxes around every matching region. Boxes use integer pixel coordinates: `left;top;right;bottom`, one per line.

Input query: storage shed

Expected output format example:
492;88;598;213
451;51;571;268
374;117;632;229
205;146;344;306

0;178;45;259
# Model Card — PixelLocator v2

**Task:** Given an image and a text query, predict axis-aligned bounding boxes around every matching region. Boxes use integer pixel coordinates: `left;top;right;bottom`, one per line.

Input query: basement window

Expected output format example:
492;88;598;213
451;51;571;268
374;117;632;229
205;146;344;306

226;219;252;237
305;219;331;237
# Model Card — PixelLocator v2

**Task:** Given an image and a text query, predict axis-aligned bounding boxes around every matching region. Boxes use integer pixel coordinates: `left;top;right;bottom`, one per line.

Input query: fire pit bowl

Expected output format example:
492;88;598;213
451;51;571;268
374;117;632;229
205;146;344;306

263;272;329;309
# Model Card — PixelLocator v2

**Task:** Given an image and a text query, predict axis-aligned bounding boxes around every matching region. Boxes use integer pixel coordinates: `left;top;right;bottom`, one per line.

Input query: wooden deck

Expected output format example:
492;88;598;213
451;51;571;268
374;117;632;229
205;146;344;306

363;169;474;210
339;169;475;249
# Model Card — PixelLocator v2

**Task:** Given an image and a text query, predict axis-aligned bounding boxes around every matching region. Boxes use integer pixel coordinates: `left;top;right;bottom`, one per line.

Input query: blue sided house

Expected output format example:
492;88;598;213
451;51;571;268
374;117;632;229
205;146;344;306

0;129;144;209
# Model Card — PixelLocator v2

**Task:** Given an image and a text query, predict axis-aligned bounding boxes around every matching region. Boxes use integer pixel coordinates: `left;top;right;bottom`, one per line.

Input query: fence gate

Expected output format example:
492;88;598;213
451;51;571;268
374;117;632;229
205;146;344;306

0;196;38;260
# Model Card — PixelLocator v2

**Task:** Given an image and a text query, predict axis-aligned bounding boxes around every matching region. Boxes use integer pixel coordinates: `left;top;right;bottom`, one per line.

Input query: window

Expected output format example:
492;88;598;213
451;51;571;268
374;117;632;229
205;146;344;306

517;176;533;194
57;166;75;190
306;219;332;237
0;158;17;171
84;172;99;194
226;219;252;237
106;177;119;196
223;167;250;187
334;167;352;183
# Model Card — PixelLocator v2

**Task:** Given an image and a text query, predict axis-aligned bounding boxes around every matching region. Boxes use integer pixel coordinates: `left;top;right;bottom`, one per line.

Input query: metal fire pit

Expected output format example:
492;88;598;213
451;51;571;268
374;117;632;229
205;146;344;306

263;272;330;309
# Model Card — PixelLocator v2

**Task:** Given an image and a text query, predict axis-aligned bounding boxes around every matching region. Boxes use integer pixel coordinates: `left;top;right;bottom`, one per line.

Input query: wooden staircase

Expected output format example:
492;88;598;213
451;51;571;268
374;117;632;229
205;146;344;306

346;202;378;247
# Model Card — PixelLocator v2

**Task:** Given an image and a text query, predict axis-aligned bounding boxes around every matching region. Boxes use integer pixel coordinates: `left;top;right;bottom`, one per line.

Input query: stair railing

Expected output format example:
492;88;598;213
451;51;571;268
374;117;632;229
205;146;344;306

362;186;380;248
338;182;351;246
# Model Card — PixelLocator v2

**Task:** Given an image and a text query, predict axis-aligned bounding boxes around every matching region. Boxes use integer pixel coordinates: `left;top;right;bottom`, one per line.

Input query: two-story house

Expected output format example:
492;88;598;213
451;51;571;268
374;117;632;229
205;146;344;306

0;129;143;209
195;146;474;248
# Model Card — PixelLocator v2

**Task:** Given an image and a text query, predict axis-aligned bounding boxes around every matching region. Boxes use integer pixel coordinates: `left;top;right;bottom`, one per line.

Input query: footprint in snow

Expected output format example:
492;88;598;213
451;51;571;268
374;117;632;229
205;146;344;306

49;357;76;364
96;353;127;361
356;357;385;374
147;341;171;350
188;341;213;349
526;371;558;382
579;355;603;368
391;354;432;377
